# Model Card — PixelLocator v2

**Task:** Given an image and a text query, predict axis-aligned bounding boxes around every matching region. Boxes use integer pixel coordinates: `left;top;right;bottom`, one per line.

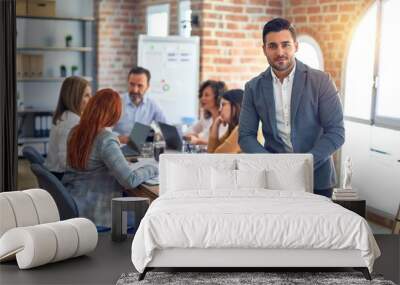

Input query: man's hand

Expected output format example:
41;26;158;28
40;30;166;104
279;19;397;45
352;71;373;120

118;135;129;144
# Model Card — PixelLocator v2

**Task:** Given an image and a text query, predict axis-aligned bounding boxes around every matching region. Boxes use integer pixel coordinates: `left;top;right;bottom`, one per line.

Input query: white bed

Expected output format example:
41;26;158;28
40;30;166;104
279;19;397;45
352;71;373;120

131;154;380;280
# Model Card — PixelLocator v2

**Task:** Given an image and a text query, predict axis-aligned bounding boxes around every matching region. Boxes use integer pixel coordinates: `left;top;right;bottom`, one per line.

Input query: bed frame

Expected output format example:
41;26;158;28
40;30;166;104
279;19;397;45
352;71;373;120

138;248;371;280
137;154;372;281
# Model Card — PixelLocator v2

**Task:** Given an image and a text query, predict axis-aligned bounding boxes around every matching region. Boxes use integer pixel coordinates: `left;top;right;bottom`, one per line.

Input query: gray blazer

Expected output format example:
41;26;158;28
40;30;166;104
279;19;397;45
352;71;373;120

62;129;158;227
239;59;345;189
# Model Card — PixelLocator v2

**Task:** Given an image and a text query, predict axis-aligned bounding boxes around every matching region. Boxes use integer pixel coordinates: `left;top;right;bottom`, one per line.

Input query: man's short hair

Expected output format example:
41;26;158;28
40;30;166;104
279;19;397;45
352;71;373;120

262;18;297;44
128;66;151;83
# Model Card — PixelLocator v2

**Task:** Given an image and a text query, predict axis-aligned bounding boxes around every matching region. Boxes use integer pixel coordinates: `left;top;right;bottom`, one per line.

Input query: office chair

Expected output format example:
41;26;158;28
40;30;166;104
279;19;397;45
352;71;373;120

30;163;78;220
22;146;45;165
30;163;110;233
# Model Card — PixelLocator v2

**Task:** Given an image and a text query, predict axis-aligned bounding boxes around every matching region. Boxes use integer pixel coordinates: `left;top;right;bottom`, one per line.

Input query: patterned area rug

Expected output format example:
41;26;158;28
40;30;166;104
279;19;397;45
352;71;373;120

117;271;395;285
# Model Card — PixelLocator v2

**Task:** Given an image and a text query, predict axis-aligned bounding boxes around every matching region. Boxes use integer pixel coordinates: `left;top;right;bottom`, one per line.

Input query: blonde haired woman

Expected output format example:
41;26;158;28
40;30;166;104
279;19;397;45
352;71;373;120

44;76;91;179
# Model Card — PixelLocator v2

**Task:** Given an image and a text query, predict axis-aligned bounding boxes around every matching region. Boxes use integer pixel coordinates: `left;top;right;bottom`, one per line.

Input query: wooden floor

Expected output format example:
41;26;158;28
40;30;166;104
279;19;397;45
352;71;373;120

17;158;38;190
0;234;398;285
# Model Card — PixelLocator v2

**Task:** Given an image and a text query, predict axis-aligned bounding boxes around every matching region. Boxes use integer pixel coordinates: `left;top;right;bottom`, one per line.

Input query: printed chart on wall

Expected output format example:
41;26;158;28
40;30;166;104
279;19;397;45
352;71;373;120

138;35;200;124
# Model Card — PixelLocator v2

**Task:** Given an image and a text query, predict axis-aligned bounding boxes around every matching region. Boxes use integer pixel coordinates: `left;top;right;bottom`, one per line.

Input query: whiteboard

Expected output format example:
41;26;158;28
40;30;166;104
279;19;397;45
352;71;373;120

138;35;200;124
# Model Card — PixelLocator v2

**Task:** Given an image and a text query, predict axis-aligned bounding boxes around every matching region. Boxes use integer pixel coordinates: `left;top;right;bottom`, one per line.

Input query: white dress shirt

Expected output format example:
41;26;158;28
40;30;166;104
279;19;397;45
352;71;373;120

187;114;227;140
271;62;296;152
44;111;80;173
113;93;167;136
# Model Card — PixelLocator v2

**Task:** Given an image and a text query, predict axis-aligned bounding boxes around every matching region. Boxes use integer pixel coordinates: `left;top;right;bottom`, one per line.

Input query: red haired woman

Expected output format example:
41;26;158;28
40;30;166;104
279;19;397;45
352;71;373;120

62;89;158;227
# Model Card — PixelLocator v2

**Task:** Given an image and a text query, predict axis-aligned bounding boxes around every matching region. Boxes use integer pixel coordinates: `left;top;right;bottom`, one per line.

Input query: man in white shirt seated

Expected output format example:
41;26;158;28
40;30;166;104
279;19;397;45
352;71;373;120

113;66;167;144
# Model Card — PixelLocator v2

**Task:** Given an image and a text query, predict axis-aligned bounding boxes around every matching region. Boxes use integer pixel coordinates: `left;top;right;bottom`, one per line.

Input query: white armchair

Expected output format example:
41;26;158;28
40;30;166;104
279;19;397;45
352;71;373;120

0;189;97;269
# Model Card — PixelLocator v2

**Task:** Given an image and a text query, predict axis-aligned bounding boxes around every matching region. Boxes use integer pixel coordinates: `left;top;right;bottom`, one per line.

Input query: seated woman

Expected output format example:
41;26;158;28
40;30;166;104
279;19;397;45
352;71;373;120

207;89;244;153
184;80;227;145
62;89;158;228
44;76;91;180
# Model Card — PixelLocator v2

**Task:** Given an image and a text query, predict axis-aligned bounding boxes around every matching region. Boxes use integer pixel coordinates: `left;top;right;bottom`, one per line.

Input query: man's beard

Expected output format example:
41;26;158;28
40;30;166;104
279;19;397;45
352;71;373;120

129;93;142;104
270;56;295;72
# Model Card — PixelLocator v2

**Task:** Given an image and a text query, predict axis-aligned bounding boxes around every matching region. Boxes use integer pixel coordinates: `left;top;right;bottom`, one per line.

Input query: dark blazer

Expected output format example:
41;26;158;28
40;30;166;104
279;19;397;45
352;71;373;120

239;59;345;189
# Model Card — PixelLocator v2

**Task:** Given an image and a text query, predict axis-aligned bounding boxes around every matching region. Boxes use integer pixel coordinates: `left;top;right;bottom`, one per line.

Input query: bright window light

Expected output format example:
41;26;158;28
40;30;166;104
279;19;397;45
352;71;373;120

344;3;377;120
375;0;400;120
296;35;324;70
147;4;169;37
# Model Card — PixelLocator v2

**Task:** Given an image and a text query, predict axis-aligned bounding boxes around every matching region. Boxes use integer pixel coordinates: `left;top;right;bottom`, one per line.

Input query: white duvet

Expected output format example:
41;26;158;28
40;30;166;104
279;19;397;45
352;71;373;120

131;190;380;273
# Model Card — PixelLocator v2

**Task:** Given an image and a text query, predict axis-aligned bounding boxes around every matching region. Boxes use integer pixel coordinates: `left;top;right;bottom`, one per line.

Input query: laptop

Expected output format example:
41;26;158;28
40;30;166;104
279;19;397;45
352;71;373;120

121;122;152;157
158;122;183;151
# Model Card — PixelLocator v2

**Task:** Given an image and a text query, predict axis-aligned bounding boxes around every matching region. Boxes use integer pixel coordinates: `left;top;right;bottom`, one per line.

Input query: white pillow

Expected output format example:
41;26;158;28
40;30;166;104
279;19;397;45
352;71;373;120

211;169;267;191
167;162;211;191
166;159;236;192
236;169;267;189
266;163;307;191
211;168;236;191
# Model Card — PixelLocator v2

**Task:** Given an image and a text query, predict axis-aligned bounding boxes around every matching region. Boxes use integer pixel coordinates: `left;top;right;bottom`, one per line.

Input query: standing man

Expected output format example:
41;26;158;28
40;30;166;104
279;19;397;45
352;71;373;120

239;18;345;197
113;66;167;144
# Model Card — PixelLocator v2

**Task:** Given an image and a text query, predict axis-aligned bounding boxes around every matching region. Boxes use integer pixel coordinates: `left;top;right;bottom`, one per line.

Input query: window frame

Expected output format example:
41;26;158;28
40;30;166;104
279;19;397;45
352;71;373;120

296;34;324;71
344;0;400;130
146;4;170;37
179;0;192;37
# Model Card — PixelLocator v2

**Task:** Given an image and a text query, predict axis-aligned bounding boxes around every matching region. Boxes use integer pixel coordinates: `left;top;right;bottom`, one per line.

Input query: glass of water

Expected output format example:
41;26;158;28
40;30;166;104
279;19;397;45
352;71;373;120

141;142;154;158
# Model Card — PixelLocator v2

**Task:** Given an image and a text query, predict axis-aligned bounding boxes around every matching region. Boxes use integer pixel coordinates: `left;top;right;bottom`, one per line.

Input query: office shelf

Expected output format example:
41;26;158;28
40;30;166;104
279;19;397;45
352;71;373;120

17;15;95;22
16;2;97;155
18;109;53;114
17;76;93;82
18;137;50;144
17;47;93;52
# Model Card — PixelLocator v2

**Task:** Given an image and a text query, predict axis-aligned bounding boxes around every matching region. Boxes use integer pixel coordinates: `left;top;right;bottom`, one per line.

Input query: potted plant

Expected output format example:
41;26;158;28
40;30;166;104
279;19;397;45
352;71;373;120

65;34;73;47
71;65;78;76
60;65;67;77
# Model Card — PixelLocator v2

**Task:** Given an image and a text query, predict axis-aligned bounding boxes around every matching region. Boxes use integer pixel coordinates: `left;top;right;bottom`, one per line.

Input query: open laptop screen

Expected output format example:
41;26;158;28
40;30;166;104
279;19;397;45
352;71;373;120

128;122;152;152
158;122;183;151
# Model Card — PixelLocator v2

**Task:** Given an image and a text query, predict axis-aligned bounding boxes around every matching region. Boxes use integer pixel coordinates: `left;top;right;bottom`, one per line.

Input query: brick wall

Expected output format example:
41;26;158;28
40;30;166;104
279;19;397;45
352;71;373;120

96;0;180;92
197;0;282;89
96;0;374;93
284;0;374;91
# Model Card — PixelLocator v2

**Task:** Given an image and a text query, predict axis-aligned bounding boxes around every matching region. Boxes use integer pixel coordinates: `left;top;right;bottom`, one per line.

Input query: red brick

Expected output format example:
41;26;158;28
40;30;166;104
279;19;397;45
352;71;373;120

340;14;350;22
309;15;323;22
294;16;307;23
214;5;243;13
203;39;218;46
227;23;240;29
339;3;356;12
248;0;266;5
225;14;248;21
214;58;233;64
203;12;223;20
330;24;345;32
215;31;246;38
307;6;320;14
266;8;282;15
293;6;306;14
268;0;282;8
324;14;338;22
246;7;264;13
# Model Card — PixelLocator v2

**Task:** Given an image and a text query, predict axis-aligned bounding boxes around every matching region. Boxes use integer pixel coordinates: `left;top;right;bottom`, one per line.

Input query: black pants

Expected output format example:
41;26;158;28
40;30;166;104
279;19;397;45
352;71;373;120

314;188;333;198
51;171;64;181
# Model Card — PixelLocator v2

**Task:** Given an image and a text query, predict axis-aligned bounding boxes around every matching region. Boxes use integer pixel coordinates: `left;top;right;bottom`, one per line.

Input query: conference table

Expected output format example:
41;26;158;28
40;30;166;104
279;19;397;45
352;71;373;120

125;183;159;203
123;149;184;202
